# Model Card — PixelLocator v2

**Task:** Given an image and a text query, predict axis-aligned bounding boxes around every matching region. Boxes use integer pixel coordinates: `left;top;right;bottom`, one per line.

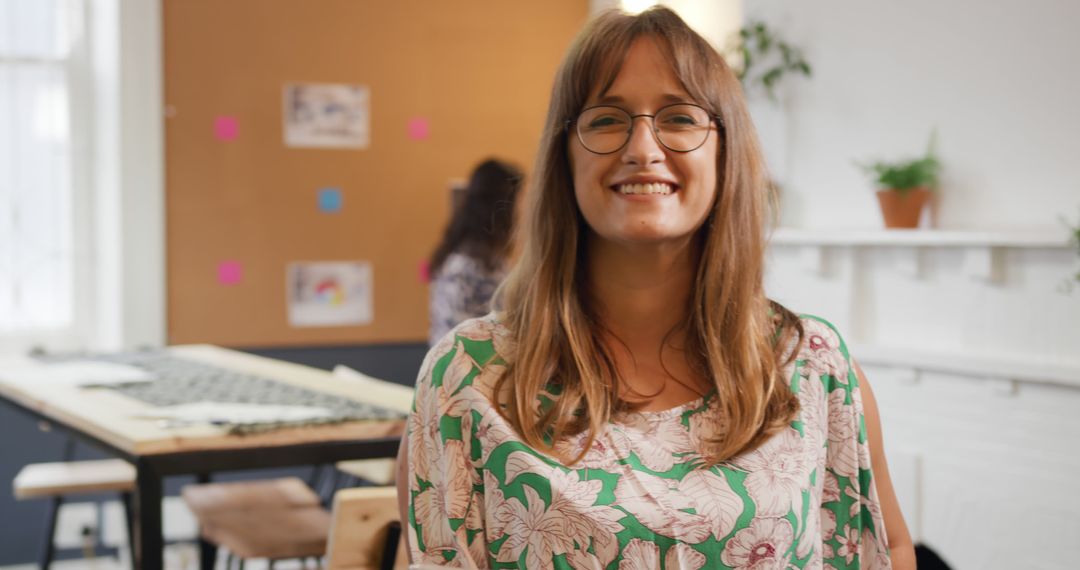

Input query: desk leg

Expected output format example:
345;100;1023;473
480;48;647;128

134;461;164;570
196;473;218;570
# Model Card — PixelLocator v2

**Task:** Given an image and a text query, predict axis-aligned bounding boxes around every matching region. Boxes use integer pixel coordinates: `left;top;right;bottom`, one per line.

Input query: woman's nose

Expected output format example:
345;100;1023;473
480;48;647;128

621;116;665;166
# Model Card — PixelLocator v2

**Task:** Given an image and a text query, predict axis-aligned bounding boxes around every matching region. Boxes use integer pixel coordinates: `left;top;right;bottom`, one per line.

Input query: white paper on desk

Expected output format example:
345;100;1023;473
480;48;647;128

135;402;335;425
0;359;155;387
332;365;414;414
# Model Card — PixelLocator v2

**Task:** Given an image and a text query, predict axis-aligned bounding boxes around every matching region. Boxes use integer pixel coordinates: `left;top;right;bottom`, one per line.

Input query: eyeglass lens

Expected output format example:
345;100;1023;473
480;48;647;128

576;104;713;154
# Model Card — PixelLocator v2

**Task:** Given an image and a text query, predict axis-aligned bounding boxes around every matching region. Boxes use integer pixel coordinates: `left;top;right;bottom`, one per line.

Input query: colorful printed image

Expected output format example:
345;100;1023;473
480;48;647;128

283;83;370;149
286;261;373;327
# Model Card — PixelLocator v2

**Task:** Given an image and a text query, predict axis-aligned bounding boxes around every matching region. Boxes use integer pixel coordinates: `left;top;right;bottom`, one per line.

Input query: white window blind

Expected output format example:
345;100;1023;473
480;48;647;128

0;0;83;334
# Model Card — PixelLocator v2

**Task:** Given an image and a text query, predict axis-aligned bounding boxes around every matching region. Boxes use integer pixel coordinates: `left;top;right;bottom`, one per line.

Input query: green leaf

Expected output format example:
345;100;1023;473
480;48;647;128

858;132;942;191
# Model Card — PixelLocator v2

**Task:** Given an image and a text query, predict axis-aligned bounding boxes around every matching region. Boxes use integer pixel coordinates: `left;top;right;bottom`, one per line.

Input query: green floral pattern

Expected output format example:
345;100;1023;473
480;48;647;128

407;315;891;569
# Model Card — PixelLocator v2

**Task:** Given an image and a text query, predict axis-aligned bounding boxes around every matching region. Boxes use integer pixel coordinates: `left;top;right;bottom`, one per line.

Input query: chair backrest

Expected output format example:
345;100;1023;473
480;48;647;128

326;486;408;570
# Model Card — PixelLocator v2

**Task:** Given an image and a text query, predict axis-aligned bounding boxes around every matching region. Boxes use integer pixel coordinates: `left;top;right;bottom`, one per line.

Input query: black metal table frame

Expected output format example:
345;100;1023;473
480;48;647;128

1;396;401;570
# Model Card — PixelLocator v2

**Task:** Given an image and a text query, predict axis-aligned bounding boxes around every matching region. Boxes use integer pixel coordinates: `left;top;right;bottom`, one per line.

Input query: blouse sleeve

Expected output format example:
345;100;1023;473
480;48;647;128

808;317;892;569
407;333;488;568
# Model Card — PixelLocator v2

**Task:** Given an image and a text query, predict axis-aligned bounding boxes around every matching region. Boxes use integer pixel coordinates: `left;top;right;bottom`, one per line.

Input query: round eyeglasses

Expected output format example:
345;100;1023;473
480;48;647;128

568;103;722;155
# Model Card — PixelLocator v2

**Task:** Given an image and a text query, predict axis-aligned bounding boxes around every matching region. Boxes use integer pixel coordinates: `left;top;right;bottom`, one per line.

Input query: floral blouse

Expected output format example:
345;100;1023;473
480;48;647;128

407;314;892;569
428;253;506;346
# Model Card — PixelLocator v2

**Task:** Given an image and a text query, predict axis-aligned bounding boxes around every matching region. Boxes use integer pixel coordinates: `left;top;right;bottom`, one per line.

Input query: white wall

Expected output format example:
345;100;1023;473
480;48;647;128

751;1;1080;566
747;0;1080;230
89;0;165;351
868;364;1080;570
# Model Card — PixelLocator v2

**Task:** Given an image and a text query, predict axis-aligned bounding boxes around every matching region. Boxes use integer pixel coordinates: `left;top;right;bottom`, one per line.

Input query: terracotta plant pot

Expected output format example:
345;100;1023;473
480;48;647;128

876;187;930;228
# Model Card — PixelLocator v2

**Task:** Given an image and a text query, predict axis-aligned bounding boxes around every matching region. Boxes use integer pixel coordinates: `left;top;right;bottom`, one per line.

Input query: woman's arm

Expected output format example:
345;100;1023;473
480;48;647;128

854;359;916;569
396;432;412;564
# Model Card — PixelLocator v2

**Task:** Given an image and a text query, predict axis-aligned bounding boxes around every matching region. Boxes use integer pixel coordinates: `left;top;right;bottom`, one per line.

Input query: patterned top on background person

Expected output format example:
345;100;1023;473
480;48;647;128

428;253;506;347
407;313;892;569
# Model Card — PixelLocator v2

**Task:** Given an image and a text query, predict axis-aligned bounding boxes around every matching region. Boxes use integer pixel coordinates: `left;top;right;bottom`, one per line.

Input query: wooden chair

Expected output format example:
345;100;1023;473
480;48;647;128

12;458;136;569
326;486;408;570
198;504;332;568
181;476;322;514
335;458;396;487
181;476;327;569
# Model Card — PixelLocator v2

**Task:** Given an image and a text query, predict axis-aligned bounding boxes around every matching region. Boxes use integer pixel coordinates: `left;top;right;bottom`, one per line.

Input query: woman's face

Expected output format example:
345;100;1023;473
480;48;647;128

569;36;719;250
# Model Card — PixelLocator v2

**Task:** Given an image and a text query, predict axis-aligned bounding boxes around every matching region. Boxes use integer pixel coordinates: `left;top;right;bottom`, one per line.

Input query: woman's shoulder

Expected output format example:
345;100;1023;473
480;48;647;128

423;312;511;374
438;252;502;277
785;313;854;386
415;313;512;414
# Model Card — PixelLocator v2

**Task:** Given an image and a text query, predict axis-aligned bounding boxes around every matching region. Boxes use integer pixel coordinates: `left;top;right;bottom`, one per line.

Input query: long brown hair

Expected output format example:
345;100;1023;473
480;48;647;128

430;158;523;276
494;7;803;464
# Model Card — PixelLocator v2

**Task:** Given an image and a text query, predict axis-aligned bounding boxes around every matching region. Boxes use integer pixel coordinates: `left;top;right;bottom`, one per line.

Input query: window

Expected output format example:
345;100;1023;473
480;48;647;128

0;0;86;340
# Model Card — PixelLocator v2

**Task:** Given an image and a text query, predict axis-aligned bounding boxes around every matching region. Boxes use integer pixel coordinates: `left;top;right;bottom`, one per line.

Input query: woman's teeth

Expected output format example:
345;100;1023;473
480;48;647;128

617;183;674;195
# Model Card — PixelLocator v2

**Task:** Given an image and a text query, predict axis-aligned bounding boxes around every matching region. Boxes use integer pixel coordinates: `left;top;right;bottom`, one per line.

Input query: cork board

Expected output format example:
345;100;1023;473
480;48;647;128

164;0;587;346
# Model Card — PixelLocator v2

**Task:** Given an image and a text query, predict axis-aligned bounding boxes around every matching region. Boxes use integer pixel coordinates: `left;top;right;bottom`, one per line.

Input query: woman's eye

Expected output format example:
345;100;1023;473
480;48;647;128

588;116;627;128
663;114;698;126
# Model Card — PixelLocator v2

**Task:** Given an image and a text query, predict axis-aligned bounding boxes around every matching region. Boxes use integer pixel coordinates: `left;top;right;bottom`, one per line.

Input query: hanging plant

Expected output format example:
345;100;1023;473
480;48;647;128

728;21;812;100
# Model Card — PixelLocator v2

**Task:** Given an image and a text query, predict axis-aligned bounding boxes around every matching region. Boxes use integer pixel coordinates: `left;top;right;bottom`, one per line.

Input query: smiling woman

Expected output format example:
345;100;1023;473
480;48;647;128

401;6;914;569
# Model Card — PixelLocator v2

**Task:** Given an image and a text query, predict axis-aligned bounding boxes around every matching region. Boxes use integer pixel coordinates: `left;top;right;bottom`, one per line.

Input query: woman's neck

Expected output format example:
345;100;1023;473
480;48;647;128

586;237;698;349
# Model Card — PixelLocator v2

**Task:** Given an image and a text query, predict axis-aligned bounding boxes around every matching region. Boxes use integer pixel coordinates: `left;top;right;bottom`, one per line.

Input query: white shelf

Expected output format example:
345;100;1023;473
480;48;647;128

852;343;1080;391
768;228;1075;281
770;228;1072;248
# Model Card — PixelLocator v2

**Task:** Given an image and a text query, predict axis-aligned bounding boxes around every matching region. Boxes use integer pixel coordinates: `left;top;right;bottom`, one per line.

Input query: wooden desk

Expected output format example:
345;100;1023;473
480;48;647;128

0;345;407;570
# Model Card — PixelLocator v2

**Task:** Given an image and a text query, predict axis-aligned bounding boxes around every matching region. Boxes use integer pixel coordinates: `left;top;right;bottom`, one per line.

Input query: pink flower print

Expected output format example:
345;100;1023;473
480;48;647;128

821;508;837;542
554;426;631;469
453;316;500;342
618;539;660;570
547;469;624;566
665;543;707;570
613;468;711;543
796;507;819;559
822;471;841;504
407;413;432;489
678;468;745;540
616;540;707;570
835;527;860;566
473;405;515;464
621;413;694;473
720;517;795;569
412;441;471;551
418;333;456;383
494;485;575;570
409;356;474;487
800;319;849;383
485;471;512;541
732;428;811;519
565;550;606;570
688;399;725;453
796;367;828;453
826;389;858;478
861;527;892;569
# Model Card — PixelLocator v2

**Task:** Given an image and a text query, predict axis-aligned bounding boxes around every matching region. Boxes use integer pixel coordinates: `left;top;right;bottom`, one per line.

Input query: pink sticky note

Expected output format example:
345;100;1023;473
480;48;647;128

215;116;239;141
407;117;430;141
218;261;243;285
418;261;430;283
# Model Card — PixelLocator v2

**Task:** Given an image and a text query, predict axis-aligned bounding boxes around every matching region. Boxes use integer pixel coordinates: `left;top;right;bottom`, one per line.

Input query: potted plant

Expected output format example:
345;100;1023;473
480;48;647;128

860;134;941;228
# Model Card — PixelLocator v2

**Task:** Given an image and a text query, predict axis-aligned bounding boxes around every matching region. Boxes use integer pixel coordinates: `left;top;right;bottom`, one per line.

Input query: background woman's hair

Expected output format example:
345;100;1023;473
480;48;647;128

429;158;523;276
494;6;804;464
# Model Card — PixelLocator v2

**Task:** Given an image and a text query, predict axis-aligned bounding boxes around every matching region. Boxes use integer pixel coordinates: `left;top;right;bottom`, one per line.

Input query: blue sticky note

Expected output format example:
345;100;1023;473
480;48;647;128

318;187;342;213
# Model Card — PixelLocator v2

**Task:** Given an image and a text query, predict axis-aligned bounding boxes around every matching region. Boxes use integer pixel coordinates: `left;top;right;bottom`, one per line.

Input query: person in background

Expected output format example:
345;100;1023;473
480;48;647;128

427;158;522;346
401;7;914;568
